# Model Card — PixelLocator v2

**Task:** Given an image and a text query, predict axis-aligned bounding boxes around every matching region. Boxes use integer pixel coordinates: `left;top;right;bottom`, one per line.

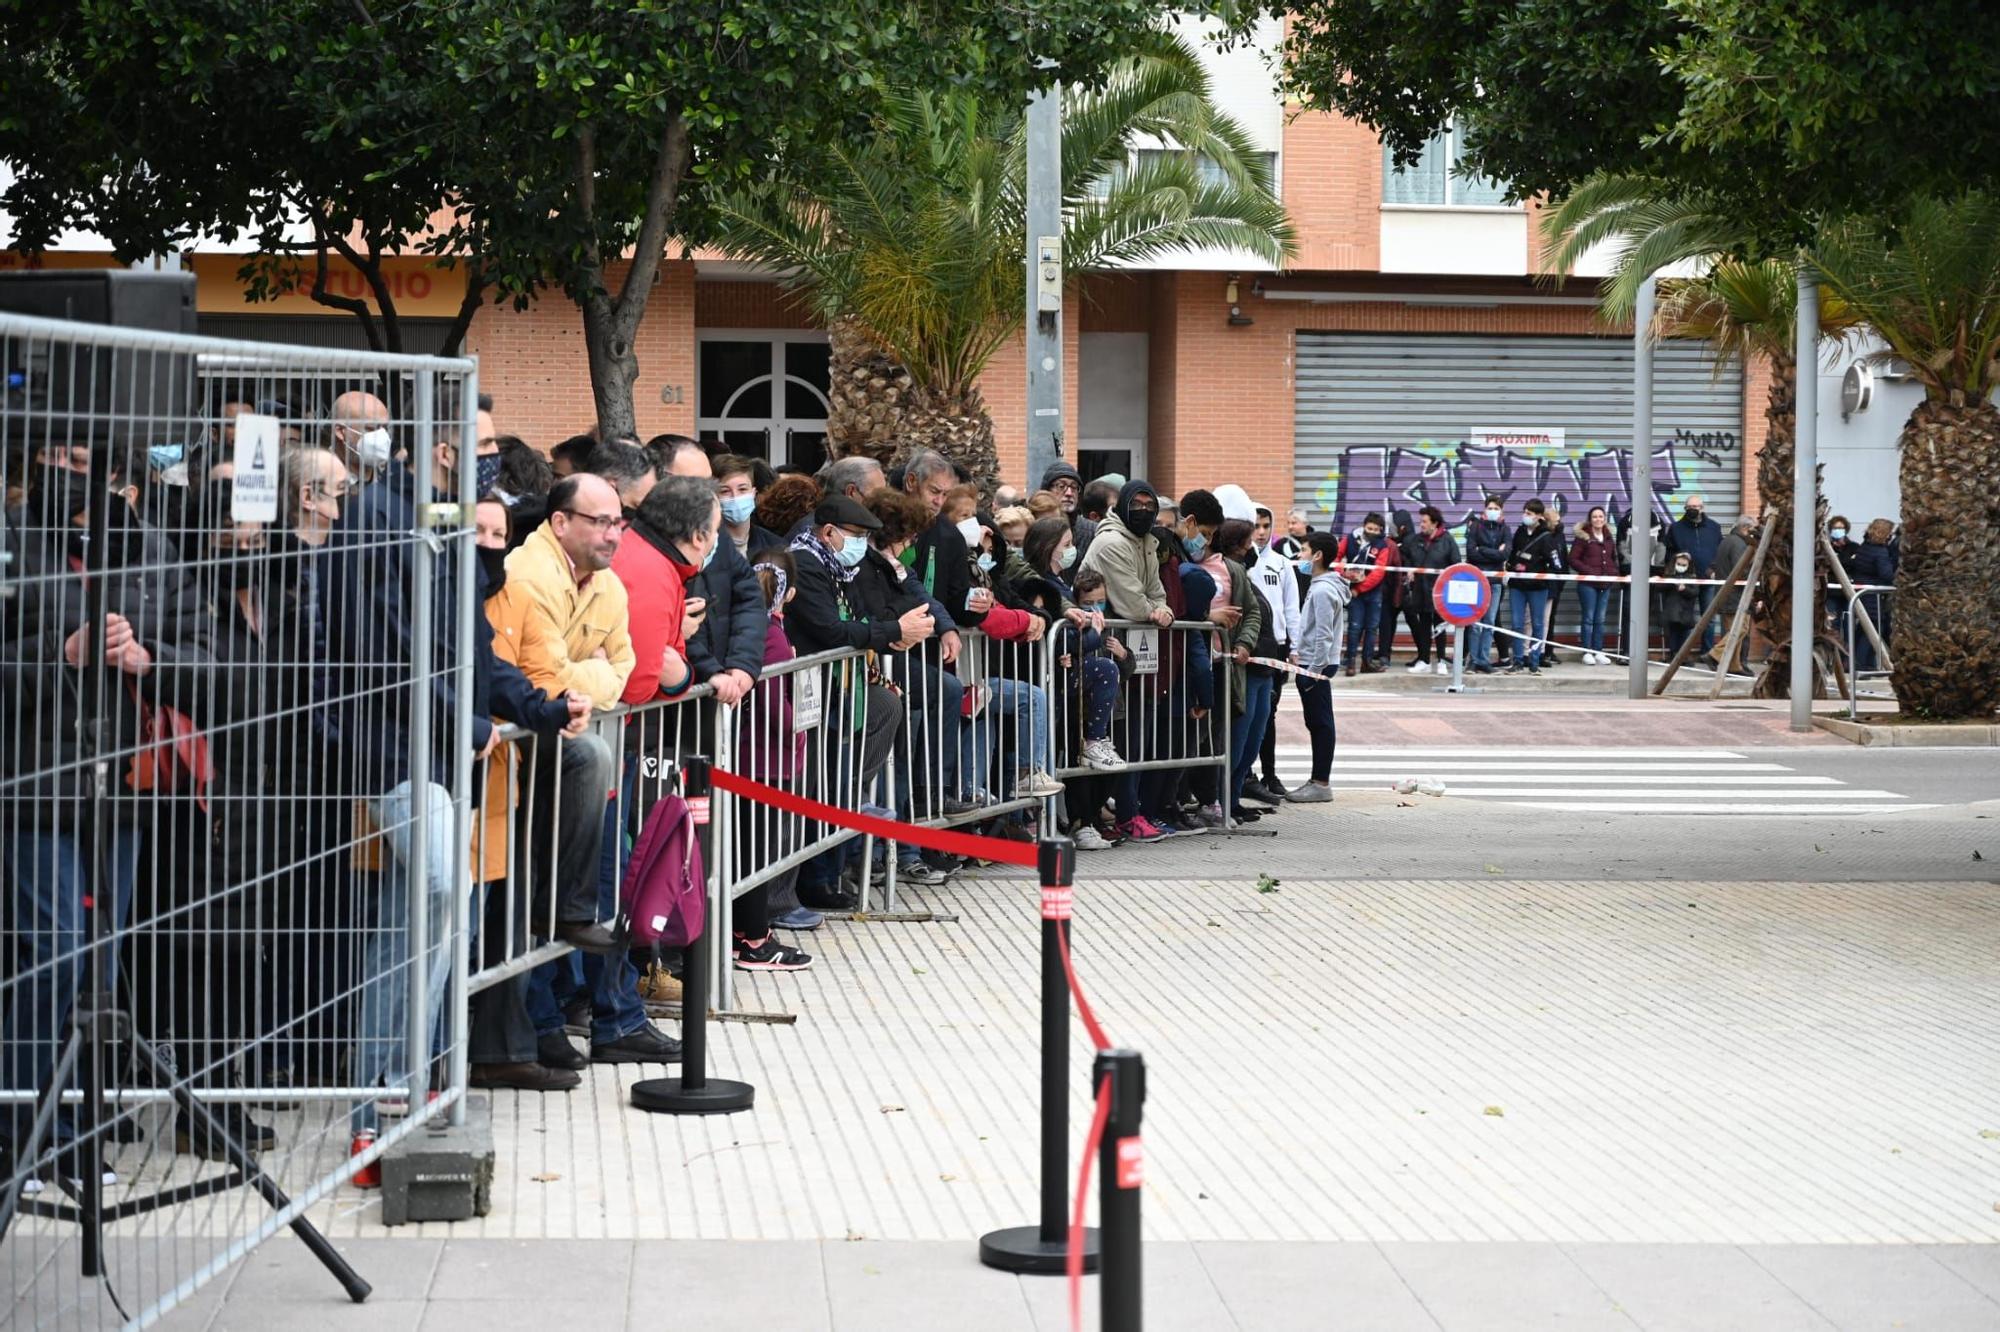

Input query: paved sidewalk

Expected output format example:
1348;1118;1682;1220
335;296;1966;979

1271;691;1857;749
158;1234;2000;1330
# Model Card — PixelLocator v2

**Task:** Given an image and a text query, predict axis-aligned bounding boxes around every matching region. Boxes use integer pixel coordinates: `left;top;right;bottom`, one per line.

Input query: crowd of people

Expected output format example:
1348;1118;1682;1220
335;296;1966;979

2;380;1903;1196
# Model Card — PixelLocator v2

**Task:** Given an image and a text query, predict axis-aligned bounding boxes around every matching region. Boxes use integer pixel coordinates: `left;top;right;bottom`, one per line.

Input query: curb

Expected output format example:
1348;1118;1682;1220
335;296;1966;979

1811;716;2000;747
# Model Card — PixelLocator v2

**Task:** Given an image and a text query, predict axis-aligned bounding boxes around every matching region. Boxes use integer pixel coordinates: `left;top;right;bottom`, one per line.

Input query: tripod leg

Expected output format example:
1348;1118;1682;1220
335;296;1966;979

127;1031;373;1304
0;1030;85;1242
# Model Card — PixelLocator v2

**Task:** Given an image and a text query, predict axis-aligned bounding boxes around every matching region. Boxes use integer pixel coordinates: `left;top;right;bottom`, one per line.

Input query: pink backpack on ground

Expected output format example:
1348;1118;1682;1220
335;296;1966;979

619;793;708;948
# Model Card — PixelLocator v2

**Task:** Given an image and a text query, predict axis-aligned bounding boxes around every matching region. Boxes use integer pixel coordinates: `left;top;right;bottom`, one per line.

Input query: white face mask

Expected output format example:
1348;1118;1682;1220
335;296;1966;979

355;427;392;469
956;516;982;548
1485;508;1501;521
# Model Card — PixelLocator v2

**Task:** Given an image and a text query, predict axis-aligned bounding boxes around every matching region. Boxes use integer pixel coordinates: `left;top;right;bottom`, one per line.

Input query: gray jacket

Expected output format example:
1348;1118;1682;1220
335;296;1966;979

1297;571;1352;675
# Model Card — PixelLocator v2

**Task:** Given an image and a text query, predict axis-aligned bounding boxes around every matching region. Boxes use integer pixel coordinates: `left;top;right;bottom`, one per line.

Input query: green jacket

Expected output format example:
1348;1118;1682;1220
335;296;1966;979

1078;510;1166;622
1216;555;1261;716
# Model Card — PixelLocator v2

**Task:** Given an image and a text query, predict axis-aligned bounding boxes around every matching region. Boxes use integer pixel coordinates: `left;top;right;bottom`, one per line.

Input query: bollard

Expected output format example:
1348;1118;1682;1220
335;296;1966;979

1095;1049;1146;1332
978;836;1101;1274
631;757;755;1115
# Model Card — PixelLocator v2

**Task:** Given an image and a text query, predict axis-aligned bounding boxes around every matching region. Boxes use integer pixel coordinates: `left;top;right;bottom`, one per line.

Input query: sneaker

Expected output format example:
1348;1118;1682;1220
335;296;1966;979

799;880;860;911
1229;806;1263;824
733;934;813;971
1286;781;1334;803
1015;769;1065;798
1526;664;1542;675
591;1023;685;1065
1247;779;1290;806
770;906;825;931
896;859;951;886
1406;659;1431;674
1117;816;1169;843
1081;737;1127;771
1165;811;1208;836
1072;825;1112;851
1503;661;1523;674
1194;804;1227;829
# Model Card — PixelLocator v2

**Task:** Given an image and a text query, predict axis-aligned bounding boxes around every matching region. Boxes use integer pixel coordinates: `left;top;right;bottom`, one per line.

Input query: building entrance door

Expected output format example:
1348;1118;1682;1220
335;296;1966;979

696;332;831;472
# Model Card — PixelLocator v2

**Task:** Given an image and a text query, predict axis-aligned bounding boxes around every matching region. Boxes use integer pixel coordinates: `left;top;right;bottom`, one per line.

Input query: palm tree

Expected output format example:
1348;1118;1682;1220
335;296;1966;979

709;30;1294;494
1652;263;1861;695
1541;176;1859;696
1814;192;2000;720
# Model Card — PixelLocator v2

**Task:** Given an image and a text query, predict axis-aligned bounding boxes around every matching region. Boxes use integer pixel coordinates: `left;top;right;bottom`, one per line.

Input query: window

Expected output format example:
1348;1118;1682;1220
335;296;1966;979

1381;126;1511;207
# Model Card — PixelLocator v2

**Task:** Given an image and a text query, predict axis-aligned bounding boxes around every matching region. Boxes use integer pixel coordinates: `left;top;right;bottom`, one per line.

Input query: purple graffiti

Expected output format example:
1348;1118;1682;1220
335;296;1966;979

1314;441;1694;534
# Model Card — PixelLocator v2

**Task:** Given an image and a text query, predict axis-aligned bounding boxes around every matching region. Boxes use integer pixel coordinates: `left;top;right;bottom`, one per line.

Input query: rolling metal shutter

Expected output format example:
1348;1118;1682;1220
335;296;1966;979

1293;332;1746;535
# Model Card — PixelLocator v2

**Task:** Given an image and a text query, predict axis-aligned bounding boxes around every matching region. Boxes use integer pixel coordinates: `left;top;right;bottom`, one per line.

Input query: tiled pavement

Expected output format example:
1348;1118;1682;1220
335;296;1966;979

11;865;1998;1326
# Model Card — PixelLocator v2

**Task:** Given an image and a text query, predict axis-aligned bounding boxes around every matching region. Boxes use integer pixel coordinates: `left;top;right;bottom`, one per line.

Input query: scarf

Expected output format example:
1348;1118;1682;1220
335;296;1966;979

790;526;855;583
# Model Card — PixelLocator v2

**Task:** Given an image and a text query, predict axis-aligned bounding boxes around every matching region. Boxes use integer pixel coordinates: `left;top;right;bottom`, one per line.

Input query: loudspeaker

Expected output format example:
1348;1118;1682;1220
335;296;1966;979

0;268;199;445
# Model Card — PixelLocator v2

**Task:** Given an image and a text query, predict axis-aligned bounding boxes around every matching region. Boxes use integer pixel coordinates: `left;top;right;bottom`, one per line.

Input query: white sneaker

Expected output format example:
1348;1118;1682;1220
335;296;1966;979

1081;738;1127;771
1406;660;1430;673
1072;825;1111;851
1589;652;1607;666
1015;769;1065;798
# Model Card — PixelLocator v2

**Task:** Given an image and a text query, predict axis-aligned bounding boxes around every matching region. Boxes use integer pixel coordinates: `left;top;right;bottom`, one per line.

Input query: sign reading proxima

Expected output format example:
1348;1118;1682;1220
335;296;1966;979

1470;427;1567;452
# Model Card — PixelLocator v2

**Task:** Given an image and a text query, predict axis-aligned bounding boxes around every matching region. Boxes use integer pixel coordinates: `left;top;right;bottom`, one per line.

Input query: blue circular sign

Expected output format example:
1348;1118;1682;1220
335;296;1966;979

1433;563;1493;626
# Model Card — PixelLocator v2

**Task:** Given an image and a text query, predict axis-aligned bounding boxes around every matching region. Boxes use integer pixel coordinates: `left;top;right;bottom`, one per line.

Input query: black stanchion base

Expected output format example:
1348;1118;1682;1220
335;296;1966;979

978;1225;1100;1274
629;1077;756;1115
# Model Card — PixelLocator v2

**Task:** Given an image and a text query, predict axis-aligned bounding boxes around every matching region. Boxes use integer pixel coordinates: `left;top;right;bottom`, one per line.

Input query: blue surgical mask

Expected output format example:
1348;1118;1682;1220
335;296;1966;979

976;552;996;573
700;539;718;571
721;494;757;525
147;444;186;471
1059;544;1077;570
1295;558;1313;575
1184;533;1208;560
1082;602;1107;615
837;533;869;567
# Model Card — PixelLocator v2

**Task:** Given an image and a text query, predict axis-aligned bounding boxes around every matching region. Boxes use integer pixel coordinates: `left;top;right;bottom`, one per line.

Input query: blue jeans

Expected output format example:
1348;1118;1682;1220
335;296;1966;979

1344;587;1381;664
2;828;140;1150
897;662;963;815
577;750;649;1044
1696;585;1718;652
1469;593;1501;667
962;677;1050;798
1229;672;1275;812
352;780;458;1132
1576;583;1610;654
1509;586;1550;667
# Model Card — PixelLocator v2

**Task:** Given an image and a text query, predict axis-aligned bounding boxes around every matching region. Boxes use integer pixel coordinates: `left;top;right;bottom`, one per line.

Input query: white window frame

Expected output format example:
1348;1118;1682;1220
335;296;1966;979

1380;124;1518;211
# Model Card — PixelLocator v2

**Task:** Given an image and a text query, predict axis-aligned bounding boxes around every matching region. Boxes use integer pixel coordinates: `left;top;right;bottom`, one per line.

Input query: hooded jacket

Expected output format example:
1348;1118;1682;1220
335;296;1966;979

1077;481;1167;622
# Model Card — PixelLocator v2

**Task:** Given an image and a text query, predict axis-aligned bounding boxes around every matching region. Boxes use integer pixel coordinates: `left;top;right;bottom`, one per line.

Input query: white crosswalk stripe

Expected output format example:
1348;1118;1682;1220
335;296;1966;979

1270;747;1935;816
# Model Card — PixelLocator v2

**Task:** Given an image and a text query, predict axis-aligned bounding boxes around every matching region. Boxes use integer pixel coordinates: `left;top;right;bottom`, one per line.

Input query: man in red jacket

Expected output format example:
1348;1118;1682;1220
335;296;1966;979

614;476;720;706
1336;511;1392;675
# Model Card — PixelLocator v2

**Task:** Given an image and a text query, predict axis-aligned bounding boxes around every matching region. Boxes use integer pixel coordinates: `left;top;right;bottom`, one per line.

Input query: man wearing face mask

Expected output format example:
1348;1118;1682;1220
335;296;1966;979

327;390;392;482
682;454;774;713
431;427;503;501
1;444;212;1181
1664;494;1724;653
1463;494;1510;674
1078;480;1178;628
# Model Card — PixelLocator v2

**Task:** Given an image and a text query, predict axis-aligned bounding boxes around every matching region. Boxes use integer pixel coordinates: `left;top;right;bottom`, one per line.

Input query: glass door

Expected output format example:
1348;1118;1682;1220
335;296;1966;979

696;332;831;472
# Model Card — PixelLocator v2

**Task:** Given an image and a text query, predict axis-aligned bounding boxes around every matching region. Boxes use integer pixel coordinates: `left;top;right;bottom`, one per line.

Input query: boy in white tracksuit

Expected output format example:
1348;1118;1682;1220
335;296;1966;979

1250;504;1303;804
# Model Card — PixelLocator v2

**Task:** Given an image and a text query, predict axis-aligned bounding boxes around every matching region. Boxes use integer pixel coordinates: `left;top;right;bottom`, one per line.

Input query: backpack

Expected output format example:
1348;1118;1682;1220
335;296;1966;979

619;792;708;948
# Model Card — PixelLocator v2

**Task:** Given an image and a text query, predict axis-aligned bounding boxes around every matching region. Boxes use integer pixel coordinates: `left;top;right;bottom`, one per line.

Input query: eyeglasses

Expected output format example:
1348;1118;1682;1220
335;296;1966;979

560;509;630;533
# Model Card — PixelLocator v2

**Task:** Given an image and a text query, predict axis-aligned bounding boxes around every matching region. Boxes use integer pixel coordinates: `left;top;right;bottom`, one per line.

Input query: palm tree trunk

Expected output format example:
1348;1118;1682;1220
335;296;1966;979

1889;397;2000;719
1749;354;1832;698
825;316;1003;498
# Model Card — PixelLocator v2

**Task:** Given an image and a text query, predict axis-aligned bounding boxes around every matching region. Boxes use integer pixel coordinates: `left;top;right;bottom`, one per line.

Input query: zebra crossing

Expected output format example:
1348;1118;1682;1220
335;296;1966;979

1270;746;1935;816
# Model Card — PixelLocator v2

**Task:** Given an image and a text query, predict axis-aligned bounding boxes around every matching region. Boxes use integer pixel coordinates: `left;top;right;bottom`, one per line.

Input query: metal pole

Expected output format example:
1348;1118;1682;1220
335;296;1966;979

1095;1049;1147;1332
1627;276;1656;698
405;368;436;1117
1025;80;1064;490
979;836;1100;1274
1791;268;1820;729
447;365;478;1127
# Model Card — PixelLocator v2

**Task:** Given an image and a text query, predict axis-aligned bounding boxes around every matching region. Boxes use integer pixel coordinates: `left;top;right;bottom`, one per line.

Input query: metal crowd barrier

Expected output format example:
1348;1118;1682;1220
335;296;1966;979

1;311;479;1327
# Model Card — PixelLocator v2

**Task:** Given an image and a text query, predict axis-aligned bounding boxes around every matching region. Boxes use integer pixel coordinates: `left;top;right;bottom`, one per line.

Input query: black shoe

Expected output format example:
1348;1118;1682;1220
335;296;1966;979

536;1032;589;1071
174;1106;276;1161
1229;806;1263;824
1503;662;1523;674
561;995;592;1037
939;795;978;817
591;1023;684;1065
556;921;622;954
732;934;814;972
799;880;859;911
1527;665;1542;675
471;1061;581;1092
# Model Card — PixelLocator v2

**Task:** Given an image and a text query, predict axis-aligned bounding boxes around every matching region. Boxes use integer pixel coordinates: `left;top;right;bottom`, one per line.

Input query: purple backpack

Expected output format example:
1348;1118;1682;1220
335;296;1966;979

619;793;708;948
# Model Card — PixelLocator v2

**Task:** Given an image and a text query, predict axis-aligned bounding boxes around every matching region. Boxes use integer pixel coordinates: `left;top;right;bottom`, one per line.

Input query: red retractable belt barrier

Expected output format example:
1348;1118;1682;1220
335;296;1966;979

707;768;1039;867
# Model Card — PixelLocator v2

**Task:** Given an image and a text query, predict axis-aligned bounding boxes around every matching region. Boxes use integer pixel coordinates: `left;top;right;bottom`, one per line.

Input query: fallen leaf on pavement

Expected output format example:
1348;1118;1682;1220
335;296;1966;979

880;1104;905;1114
531;1172;562;1183
1483;1105;1505;1118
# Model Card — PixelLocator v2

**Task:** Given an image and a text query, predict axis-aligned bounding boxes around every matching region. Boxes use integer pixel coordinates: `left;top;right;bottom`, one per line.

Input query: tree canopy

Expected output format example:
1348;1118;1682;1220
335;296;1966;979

1272;0;2000;243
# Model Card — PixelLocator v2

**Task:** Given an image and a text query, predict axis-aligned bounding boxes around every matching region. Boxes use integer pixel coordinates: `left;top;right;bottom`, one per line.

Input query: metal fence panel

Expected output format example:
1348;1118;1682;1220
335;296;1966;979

1;312;477;1327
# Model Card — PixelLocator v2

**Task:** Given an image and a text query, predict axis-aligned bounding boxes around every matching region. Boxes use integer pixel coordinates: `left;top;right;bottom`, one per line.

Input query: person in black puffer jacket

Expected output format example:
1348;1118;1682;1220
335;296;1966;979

1504;498;1562;673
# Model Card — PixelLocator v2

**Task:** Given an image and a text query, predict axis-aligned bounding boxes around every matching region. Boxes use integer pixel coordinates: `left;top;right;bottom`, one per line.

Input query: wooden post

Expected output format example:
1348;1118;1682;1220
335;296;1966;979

1820;535;1894;673
1651;537;1760;695
1707;521;1776;698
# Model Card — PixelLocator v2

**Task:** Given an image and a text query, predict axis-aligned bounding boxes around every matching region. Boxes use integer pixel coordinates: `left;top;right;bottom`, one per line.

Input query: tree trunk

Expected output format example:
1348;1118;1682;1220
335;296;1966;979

1749;353;1833;698
1889;397;2000;719
825;316;1003;499
579;282;639;441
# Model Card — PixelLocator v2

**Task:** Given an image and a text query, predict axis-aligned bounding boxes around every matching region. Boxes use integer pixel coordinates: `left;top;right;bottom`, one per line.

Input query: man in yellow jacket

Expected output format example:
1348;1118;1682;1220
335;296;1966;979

486;470;685;1067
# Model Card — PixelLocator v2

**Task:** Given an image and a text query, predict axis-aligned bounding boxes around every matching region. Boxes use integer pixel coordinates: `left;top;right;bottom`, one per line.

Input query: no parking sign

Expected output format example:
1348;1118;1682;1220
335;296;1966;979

1433;563;1492;626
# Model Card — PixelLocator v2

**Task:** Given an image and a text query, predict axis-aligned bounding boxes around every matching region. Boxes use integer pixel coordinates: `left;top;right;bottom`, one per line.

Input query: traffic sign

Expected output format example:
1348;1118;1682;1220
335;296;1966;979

1433;563;1492;627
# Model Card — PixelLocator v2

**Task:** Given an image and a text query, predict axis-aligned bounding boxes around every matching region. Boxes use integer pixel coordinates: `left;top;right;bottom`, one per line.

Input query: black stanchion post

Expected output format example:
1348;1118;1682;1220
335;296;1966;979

631;756;755;1116
979;836;1100;1274
1095;1048;1146;1332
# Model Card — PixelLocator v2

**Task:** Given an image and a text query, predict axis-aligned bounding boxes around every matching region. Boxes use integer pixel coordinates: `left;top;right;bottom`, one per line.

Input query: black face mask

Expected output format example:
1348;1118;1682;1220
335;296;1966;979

477;544;508;595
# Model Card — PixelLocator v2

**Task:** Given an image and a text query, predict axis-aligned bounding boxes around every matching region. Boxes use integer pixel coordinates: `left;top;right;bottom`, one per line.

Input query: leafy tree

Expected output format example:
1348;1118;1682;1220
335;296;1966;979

1;0;1209;437
1271;0;2000;240
1814;193;2000;720
709;29;1293;493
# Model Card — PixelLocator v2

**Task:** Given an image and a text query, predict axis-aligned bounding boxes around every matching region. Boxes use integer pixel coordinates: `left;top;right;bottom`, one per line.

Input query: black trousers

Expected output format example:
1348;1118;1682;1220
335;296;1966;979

1258;672;1286;783
468;879;536;1065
